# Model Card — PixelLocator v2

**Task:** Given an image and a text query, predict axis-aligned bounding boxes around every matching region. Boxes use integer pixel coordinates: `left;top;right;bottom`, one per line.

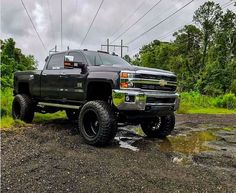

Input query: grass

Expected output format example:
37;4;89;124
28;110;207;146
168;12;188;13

177;103;236;114
0;112;66;129
177;92;236;114
0;88;66;129
185;107;236;114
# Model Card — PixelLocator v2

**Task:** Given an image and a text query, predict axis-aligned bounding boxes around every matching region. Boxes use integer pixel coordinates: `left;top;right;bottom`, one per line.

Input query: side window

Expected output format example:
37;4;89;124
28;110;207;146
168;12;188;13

47;53;65;70
83;52;102;66
69;52;87;64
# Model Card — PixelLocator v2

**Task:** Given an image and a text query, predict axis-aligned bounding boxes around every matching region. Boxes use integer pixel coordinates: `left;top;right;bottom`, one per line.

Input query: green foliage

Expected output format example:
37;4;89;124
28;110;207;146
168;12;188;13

177;91;236;114
0;38;37;89
229;79;236;94
131;1;236;96
0;88;13;117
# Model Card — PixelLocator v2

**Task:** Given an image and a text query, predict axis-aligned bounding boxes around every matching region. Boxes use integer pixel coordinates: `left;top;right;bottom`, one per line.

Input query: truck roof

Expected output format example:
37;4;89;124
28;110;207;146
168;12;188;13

49;49;113;56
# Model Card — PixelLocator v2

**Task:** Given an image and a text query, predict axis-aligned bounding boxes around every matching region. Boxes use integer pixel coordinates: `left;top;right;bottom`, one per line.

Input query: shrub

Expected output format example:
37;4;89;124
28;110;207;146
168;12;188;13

180;91;236;110
220;93;236;109
229;80;236;94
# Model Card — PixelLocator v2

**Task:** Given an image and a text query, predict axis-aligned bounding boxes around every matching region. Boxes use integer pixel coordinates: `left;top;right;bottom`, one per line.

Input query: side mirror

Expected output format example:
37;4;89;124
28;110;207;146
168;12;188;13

64;55;74;68
64;55;88;74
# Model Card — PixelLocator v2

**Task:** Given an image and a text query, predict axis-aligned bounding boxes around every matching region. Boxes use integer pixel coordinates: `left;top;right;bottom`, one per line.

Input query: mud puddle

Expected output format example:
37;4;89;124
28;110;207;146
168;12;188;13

115;126;236;157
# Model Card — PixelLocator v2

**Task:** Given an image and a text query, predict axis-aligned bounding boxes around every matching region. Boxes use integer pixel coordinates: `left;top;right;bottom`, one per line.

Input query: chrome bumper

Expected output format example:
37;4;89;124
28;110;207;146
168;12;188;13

112;89;179;111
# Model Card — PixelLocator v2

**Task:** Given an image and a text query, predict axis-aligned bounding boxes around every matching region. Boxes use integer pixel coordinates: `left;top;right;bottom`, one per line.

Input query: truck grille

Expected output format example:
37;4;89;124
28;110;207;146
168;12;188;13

146;97;175;104
135;74;177;82
134;83;176;91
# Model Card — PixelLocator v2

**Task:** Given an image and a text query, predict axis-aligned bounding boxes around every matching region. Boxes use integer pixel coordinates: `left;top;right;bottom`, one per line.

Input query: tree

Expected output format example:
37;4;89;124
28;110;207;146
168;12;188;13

173;25;202;83
0;38;37;89
123;54;131;62
193;1;222;69
131;1;236;95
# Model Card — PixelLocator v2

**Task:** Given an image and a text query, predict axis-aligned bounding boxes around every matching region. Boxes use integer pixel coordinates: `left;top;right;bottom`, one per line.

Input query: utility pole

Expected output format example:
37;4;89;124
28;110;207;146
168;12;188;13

120;40;123;58
101;39;128;58
107;38;109;53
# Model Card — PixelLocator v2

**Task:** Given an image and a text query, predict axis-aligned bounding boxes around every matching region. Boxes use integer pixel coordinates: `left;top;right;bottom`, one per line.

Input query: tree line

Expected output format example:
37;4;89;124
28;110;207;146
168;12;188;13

130;1;236;96
0;38;37;89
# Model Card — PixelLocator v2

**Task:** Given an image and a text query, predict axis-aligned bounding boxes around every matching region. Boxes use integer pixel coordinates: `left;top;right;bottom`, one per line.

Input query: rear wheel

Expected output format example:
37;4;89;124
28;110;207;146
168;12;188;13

78;100;117;146
141;113;175;138
12;94;35;123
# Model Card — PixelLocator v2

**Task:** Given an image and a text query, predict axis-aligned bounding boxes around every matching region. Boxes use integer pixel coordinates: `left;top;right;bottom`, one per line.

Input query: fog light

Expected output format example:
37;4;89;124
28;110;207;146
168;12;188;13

125;95;135;102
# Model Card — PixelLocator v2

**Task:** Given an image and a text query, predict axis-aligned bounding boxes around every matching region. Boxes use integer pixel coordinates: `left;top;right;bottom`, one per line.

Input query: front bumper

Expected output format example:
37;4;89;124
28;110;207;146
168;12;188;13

112;89;179;111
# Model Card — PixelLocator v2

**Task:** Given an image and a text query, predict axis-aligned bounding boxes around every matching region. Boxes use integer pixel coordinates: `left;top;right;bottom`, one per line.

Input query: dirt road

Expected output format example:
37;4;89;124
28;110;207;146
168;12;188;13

1;114;236;193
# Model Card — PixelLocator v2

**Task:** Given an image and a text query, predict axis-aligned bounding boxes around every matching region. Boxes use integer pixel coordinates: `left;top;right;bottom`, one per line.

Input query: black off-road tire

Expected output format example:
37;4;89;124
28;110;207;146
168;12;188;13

66;110;80;121
78;100;117;146
12;94;35;123
141;113;175;138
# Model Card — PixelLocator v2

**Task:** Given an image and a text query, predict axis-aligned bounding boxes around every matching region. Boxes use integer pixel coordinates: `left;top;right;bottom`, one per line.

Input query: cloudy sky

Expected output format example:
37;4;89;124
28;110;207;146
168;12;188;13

1;0;235;69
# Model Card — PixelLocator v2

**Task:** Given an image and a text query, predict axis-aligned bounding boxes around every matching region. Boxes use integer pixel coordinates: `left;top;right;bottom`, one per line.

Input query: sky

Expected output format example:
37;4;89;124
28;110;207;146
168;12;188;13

1;0;235;69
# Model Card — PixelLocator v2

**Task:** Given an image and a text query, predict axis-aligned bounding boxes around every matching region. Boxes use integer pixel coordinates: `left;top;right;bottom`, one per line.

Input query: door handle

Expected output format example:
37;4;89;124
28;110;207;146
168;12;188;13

59;72;68;78
42;73;47;76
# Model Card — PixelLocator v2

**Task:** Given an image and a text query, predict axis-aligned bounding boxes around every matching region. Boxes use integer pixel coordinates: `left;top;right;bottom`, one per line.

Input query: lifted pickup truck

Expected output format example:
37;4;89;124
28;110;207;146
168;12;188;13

13;50;179;146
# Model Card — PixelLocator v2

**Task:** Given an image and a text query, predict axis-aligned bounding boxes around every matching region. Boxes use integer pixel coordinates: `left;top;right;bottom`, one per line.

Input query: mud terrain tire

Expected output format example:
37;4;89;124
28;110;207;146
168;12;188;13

78;100;117;146
141;113;175;138
12;94;34;123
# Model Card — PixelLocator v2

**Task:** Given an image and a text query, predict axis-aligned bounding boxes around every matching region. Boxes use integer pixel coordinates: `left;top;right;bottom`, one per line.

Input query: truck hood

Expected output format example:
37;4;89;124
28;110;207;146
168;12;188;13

88;64;176;77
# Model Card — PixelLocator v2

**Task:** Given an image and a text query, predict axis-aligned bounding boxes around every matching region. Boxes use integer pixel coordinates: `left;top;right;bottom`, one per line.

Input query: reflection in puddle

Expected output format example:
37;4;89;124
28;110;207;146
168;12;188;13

159;130;218;154
115;136;141;152
116;126;235;155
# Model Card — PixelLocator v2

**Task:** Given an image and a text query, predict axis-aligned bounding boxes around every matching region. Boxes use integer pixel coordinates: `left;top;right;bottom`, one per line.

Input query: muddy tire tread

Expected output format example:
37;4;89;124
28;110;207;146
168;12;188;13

141;113;175;138
78;100;117;146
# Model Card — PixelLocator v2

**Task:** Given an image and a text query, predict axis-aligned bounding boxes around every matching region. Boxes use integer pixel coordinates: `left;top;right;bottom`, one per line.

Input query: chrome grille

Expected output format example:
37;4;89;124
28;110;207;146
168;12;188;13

134;83;176;91
135;74;177;82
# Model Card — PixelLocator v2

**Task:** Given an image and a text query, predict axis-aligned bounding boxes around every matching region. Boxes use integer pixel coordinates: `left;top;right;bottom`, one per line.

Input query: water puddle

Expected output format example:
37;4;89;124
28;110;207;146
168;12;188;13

159;130;219;155
115;136;141;151
116;126;235;155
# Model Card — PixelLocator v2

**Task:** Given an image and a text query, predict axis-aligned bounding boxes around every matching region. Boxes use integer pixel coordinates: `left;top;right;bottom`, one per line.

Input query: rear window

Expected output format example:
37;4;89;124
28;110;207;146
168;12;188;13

47;53;65;69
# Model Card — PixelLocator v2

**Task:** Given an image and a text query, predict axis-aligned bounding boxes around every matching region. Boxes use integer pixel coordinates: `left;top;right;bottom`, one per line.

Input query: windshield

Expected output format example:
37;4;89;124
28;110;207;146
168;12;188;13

84;51;131;66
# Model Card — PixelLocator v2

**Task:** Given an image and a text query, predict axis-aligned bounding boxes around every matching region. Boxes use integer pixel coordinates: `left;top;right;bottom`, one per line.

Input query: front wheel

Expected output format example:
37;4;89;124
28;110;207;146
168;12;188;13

141;113;175;138
78;100;117;146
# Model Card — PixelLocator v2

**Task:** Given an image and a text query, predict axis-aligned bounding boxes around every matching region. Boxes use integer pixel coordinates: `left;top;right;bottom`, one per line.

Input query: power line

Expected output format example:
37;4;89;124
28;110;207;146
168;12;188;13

127;0;194;45
46;0;56;43
129;0;234;55
80;0;105;47
20;0;47;51
110;0;147;39
111;0;163;43
222;1;235;9
71;0;80;41
60;0;63;48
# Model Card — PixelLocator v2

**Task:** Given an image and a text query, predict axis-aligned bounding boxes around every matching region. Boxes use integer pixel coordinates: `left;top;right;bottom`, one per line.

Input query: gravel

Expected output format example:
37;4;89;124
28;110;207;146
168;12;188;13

1;114;236;193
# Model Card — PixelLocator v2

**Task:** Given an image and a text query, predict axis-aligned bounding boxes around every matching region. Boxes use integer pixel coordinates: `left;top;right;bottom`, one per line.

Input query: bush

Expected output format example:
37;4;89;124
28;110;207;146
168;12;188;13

0;88;13;117
180;91;236;110
218;93;236;109
229;80;236;94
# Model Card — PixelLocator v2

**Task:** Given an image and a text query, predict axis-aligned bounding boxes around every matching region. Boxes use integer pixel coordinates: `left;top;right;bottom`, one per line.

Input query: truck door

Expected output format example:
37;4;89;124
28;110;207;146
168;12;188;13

60;51;87;101
41;53;66;100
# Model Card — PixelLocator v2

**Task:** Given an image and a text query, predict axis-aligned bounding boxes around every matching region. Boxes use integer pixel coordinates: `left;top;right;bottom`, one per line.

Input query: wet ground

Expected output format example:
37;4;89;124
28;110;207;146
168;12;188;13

1;114;236;192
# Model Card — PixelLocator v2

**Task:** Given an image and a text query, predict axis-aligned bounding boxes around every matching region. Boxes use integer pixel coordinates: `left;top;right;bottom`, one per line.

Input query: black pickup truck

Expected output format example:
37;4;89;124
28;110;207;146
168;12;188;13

12;50;179;146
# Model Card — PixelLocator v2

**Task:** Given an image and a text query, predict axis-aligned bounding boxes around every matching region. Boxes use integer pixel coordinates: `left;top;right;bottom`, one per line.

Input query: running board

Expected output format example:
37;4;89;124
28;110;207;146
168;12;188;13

38;102;81;110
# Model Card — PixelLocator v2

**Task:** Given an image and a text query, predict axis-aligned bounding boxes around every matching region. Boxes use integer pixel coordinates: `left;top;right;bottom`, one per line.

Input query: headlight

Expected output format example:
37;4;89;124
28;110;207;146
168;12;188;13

120;71;135;89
